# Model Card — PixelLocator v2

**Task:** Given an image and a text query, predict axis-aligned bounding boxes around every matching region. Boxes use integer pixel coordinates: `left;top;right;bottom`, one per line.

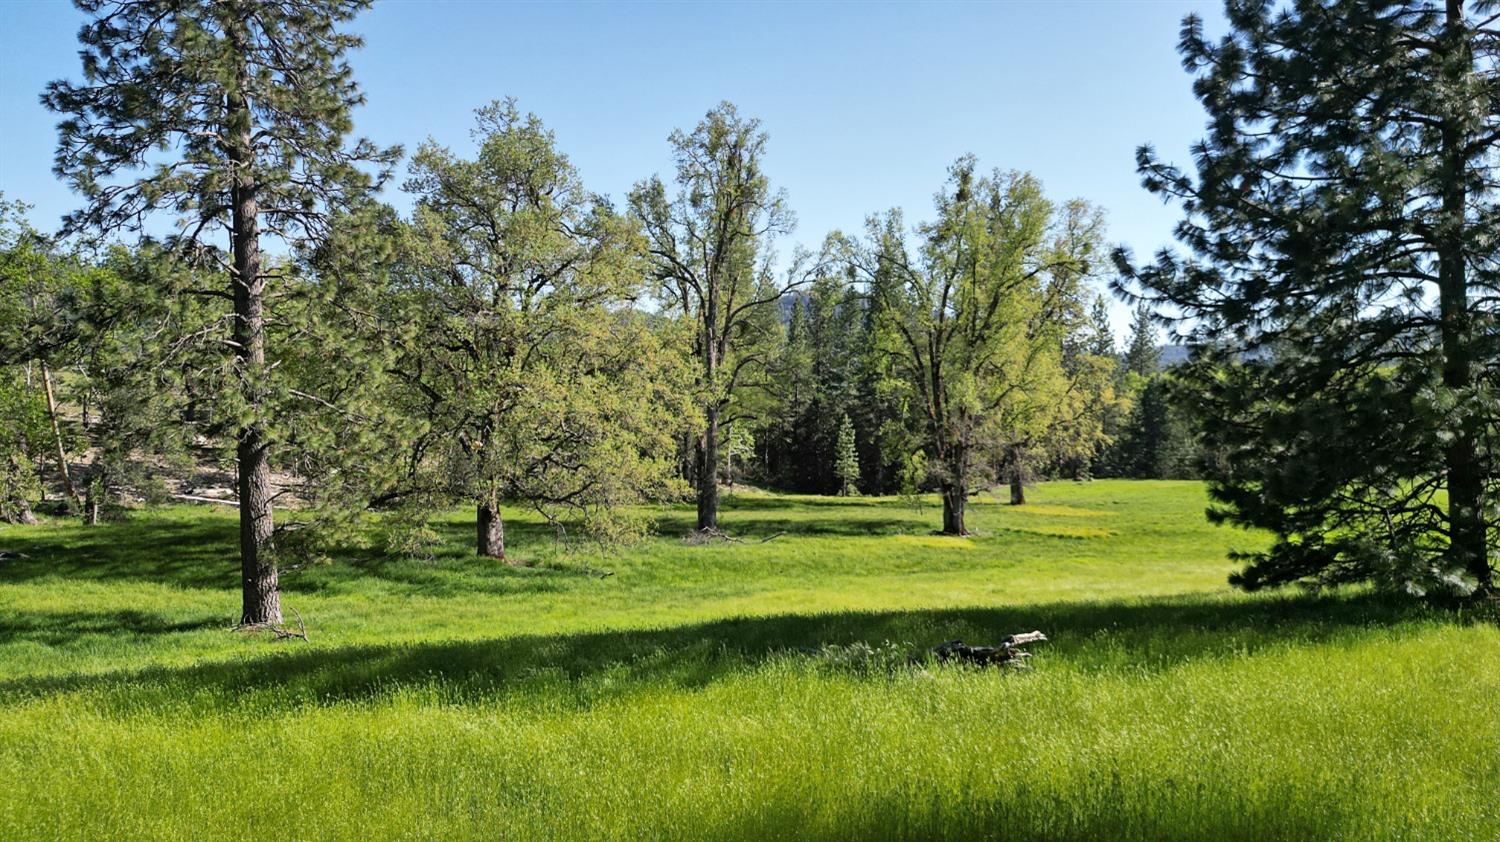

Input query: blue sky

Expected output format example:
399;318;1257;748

0;0;1224;338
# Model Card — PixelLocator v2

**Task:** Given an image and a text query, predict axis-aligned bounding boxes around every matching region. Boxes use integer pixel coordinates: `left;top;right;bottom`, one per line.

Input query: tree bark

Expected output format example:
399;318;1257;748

3;498;37;526
1009;445;1027;505
39;362;79;505
696;403;720;530
228;37;279;626
940;480;967;535
477;501;505;559
1438;0;1492;591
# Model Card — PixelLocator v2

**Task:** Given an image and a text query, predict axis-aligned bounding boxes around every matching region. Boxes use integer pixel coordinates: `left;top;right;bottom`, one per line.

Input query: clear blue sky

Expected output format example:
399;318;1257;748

0;0;1225;338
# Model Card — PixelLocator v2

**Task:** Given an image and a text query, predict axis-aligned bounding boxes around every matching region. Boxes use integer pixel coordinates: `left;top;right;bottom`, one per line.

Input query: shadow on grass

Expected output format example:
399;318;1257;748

701;774;1368;842
0;519;239;589
658;493;1092;540
653;493;943;538
715;495;920;511
0;590;1472;711
0;512;587;598
0;502;1015;597
652;513;927;539
0;610;223;646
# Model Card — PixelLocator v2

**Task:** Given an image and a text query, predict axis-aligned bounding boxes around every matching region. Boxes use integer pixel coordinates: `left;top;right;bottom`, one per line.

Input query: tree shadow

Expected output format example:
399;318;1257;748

699;777;1364;842
0;500;960;596
716;495;918;511
655;494;1093;540
651;495;940;538
0;590;1463;712
299;516;606;597
0;511;592;598
0;610;223;646
652;514;928;539
0;518;239;589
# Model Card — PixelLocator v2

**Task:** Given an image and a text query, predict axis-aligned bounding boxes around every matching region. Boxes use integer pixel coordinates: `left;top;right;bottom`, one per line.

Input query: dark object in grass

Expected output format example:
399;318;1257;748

684;528;787;546
236;607;309;642
930;630;1048;667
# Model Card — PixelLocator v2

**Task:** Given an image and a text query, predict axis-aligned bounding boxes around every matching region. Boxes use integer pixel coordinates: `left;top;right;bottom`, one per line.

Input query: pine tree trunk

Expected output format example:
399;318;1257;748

228;44;279;626
697;404;720;530
477;501;505;559
1438;0;1491;591
237;423;278;624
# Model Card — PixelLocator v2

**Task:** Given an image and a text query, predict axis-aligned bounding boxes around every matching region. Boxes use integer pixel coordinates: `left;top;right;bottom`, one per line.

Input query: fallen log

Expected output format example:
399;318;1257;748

171;493;238;506
683;528;787;546
928;630;1048;667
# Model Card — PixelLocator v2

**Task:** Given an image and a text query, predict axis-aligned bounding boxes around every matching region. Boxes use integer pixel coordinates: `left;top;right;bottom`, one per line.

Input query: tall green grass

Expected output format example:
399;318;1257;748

1;481;1496;840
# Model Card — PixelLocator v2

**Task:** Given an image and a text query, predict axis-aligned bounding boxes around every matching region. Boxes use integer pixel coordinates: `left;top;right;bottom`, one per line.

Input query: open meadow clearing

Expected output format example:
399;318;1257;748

6;1;1500;839
2;480;1497;840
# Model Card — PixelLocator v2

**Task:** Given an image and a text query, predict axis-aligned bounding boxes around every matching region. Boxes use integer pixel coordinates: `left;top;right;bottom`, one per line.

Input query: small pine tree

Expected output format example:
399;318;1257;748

833;414;860;496
1123;304;1160;377
1115;376;1196;479
1088;295;1115;358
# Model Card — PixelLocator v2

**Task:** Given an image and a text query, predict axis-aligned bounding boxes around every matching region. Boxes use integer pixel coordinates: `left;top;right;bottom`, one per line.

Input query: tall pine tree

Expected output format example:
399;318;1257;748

1119;0;1500;595
1123;304;1161;377
45;0;398;623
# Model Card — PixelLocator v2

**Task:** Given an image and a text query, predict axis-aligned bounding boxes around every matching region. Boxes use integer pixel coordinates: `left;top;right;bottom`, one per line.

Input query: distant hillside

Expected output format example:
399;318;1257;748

1160;344;1190;367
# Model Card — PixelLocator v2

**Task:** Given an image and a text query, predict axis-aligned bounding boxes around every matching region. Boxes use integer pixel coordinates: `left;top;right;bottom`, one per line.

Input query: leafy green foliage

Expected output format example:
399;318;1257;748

1118;0;1500;595
392;101;692;551
630;102;810;530
0;199;50;522
838;160;1113;531
0;370;46;524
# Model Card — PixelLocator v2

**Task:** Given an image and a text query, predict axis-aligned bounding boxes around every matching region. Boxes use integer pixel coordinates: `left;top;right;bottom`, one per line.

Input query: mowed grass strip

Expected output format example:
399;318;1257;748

1;481;1496;840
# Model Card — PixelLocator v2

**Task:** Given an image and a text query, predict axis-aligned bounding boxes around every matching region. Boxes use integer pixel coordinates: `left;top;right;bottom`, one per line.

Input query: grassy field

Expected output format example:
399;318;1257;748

1;480;1496;840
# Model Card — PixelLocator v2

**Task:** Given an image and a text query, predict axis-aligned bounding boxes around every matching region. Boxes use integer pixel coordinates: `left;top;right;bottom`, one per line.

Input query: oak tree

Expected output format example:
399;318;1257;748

395;102;689;558
630;103;812;532
842;160;1108;533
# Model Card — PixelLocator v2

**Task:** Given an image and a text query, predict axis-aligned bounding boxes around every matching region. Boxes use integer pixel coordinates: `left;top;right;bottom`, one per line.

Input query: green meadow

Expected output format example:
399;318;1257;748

1;480;1496;840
